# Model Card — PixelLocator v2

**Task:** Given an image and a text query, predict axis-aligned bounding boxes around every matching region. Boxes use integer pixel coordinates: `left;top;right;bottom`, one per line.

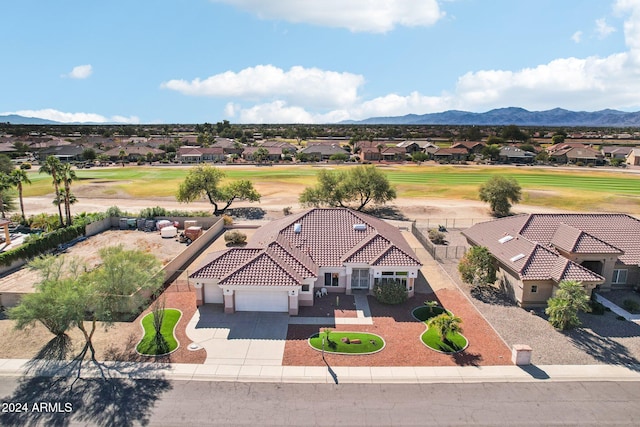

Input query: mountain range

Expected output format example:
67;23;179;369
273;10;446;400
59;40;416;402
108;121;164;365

4;107;640;126
0;114;61;125
340;107;640;127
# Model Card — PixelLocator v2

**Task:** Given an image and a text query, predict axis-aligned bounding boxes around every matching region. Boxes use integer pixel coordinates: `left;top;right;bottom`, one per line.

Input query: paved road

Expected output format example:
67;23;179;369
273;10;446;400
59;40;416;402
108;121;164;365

1;377;639;426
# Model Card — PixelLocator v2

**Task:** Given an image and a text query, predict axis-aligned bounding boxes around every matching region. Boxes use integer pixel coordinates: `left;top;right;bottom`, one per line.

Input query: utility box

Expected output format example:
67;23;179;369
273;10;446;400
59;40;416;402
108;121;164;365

511;344;533;365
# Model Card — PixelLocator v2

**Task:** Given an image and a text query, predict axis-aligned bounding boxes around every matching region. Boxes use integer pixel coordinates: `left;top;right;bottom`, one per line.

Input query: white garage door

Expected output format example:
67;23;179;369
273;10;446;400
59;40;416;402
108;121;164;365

235;290;289;312
204;283;223;304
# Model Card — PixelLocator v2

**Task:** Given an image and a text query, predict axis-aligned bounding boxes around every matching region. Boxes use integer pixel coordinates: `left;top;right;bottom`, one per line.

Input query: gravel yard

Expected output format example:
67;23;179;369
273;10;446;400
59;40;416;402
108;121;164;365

440;260;640;365
0;229;188;297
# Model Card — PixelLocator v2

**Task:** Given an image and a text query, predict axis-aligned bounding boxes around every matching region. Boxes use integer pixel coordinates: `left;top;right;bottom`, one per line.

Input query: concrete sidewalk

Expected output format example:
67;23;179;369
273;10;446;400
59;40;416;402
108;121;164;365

0;358;638;384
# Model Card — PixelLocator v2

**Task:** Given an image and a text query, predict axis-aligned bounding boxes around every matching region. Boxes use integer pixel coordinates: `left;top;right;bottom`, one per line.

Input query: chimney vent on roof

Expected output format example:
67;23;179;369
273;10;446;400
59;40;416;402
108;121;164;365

294;223;301;234
353;224;366;231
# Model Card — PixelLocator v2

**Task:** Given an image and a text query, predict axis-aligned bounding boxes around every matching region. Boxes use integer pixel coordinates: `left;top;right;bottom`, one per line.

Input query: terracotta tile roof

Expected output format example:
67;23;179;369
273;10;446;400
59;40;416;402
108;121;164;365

373;246;423;267
191;208;421;287
519;214;639;264
219;250;303;287
550;258;605;283
189;248;263;279
550;223;622;254
342;234;391;263
462;215;607;284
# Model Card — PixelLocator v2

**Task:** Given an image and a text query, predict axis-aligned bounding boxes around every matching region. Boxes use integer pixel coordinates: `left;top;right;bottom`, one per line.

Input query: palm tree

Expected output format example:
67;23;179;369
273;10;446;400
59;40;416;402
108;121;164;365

0;173;12;219
424;300;439;316
39;156;64;227
59;163;77;226
119;149;127;167
545;280;591;330
10;169;31;224
428;312;463;345
376;143;384;162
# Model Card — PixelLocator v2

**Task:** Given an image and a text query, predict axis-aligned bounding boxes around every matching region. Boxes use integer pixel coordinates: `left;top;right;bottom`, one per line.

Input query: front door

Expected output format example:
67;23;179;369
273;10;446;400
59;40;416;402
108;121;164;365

351;269;370;289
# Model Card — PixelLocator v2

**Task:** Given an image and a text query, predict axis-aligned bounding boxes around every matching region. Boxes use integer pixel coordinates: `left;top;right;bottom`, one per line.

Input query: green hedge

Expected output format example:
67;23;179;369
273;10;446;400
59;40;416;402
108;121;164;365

0;223;86;266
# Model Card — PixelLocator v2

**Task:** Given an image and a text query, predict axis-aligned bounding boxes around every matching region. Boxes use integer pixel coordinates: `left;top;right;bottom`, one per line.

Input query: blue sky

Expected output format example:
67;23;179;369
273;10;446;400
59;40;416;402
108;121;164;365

1;0;639;124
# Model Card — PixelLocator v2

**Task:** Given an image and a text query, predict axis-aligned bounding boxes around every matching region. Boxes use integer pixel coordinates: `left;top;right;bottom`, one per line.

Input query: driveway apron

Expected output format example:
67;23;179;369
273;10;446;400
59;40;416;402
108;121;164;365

186;305;289;366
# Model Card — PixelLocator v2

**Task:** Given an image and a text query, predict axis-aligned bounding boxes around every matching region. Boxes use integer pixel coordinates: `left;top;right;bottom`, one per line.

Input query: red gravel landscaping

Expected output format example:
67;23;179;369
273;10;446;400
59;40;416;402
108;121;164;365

297;294;358;318
105;282;206;364
283;289;512;367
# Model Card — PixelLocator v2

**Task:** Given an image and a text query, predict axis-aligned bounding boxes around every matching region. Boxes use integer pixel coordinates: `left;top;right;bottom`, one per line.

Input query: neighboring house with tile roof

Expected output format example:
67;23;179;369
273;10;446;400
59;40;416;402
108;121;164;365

432;147;469;162
626;148;640;166
299;144;348;161
498;146;535;164
462;213;640;307
177;146;225;163
190;208;422;314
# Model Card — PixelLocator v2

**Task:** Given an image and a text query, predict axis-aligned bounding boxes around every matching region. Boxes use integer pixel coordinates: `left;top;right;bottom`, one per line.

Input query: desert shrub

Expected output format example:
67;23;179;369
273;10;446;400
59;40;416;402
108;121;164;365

622;299;640;313
20;162;32;170
283;206;292;216
222;215;233;226
224;230;247;245
373;280;407;305
428;229;446;245
105;206;128;217
575;161;584;167
139;206;168;218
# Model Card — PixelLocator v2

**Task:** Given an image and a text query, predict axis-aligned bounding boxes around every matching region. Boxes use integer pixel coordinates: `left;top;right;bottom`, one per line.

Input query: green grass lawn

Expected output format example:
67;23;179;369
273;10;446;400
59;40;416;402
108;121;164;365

309;331;384;354
136;308;181;356
23;164;640;213
412;305;468;354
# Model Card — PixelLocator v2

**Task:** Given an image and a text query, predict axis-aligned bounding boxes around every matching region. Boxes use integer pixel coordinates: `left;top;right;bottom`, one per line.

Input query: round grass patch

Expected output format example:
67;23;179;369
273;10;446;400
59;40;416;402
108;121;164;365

136;308;181;356
412;306;468;354
309;331;384;355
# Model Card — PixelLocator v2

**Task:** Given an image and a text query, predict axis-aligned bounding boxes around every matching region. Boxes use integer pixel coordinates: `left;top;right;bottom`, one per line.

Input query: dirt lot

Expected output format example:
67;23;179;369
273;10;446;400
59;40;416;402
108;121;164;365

0;229;188;295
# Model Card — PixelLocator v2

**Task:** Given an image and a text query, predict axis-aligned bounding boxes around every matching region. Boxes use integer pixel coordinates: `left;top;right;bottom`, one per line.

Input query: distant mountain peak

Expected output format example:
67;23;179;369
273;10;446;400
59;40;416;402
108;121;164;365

340;107;640;127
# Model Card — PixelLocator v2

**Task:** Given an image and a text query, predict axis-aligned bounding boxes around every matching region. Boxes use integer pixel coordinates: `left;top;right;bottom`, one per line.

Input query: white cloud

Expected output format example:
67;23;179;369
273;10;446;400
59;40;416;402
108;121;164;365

161;65;364;108
63;64;93;79
571;30;583;43
210;0;444;33
595;17;616;38
170;0;640;123
615;0;640;57
3;109;139;124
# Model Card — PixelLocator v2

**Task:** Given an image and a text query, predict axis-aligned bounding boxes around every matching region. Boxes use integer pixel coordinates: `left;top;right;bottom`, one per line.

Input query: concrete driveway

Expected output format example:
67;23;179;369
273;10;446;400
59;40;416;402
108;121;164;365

185;304;289;366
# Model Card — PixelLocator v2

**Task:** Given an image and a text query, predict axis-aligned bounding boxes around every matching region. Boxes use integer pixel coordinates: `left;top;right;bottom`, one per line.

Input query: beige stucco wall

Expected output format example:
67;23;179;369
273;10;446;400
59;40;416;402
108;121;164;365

520;280;555;307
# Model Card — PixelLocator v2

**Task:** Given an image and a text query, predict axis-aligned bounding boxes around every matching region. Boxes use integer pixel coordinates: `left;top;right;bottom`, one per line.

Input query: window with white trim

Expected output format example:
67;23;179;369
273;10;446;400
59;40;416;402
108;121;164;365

374;271;408;287
324;272;339;287
612;269;628;285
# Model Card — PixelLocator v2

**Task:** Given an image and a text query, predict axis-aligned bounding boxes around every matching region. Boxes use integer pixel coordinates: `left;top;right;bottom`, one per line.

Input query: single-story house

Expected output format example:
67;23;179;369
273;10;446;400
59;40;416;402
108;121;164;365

360;145;406;162
190;208;422;314
396;141;423;154
299;144;348;161
498;146;535;164
626;148;640;166
432;147;468;162
565;147;604;165
38;145;86;162
177;146;226;163
242;146;283;161
602;146;633;159
102;146;165;162
212;137;244;155
462;214;640;307
451;141;486;154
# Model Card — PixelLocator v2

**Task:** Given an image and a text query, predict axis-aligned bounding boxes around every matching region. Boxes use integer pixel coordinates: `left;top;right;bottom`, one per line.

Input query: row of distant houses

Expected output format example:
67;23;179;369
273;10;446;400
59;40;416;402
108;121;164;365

2;132;640;166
